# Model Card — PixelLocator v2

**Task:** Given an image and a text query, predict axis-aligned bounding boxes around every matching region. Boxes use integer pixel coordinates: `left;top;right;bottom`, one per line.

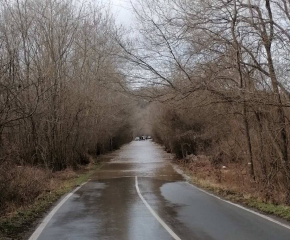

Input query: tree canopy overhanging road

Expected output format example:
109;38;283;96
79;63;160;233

2;1;290;239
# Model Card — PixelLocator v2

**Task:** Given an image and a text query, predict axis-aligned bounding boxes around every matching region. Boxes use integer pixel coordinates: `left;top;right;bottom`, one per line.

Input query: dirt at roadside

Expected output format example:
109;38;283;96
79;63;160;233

0;163;99;240
175;155;290;221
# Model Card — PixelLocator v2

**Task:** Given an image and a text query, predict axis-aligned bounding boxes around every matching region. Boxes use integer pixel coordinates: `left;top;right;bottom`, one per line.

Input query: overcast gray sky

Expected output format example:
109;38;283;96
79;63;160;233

110;0;135;27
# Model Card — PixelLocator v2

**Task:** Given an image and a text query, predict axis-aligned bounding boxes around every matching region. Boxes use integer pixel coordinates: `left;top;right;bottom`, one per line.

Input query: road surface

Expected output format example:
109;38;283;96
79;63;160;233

29;141;290;240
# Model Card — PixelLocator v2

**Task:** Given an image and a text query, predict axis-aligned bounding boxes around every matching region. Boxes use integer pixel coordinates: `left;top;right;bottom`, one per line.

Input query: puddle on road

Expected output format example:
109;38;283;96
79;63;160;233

39;141;188;240
40;141;290;240
92;141;183;181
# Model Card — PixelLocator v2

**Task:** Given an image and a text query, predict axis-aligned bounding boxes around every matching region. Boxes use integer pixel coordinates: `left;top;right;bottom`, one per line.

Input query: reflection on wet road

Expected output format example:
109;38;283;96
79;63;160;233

31;141;290;240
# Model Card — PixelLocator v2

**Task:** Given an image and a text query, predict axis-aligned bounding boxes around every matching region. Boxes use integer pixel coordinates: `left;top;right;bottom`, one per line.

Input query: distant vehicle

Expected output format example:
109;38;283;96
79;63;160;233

135;136;150;141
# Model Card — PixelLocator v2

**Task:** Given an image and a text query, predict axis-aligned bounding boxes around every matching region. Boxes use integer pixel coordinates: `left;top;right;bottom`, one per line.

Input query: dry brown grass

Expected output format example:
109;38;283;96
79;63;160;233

177;155;286;205
0;164;51;215
176;156;290;221
0;164;88;217
0;161;100;240
52;168;78;181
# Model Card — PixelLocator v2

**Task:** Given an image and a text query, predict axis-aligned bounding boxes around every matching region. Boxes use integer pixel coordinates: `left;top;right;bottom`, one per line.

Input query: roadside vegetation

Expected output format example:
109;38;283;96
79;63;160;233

118;0;290;213
177;157;290;221
0;162;101;240
0;0;133;236
3;0;290;237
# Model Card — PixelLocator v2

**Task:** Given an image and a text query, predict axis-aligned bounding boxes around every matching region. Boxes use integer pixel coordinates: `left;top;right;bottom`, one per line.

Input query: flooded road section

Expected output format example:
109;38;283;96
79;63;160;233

31;141;290;240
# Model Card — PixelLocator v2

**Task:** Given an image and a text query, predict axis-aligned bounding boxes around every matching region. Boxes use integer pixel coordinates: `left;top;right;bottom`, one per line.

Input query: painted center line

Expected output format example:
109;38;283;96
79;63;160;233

135;176;182;240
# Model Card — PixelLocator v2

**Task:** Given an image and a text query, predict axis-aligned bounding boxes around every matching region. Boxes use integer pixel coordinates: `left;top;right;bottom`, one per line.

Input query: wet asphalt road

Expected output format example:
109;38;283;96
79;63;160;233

30;141;290;240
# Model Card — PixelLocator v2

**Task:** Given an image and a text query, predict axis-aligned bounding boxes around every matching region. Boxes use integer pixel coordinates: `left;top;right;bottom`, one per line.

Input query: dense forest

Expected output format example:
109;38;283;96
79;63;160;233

0;0;133;215
2;0;290;224
118;0;290;205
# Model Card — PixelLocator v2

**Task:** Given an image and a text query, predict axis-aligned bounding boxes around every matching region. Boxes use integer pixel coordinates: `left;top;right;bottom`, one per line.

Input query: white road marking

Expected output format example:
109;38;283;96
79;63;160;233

172;163;290;230
111;175;179;179
29;181;89;240
185;182;290;231
135;176;182;240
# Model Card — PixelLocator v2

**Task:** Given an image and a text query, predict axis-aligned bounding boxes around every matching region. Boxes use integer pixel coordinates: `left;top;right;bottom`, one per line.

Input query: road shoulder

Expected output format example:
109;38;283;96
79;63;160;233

172;162;290;226
0;163;101;240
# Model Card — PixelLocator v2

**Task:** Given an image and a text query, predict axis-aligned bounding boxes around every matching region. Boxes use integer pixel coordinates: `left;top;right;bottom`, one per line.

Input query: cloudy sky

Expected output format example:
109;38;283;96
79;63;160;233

110;0;135;27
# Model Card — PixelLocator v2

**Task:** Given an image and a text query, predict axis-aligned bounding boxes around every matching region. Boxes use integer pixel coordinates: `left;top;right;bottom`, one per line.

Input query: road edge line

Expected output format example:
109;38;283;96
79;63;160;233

28;181;89;240
185;182;290;231
172;163;290;230
135;176;182;240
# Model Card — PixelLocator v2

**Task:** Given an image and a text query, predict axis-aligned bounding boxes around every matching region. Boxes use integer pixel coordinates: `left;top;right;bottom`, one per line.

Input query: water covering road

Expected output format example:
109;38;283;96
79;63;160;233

29;141;290;240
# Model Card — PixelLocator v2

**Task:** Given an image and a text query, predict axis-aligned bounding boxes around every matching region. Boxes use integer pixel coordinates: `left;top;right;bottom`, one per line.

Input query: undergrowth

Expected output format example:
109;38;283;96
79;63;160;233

182;166;290;221
0;163;101;240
